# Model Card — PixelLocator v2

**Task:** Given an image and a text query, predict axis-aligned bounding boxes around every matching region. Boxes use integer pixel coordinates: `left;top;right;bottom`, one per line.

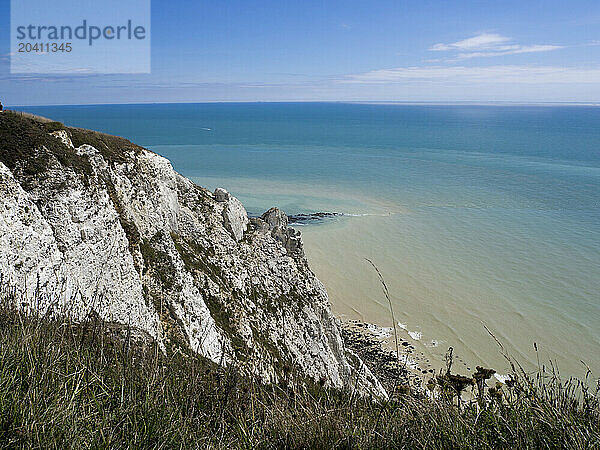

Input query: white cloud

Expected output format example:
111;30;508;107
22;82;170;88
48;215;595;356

430;33;511;51
430;33;564;60
455;45;565;60
341;65;600;84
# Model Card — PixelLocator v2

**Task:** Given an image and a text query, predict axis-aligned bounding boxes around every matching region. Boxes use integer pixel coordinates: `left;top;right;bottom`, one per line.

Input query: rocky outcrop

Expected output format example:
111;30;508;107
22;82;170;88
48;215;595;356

0;113;386;398
261;207;289;228
215;188;249;242
50;129;74;148
251;207;304;257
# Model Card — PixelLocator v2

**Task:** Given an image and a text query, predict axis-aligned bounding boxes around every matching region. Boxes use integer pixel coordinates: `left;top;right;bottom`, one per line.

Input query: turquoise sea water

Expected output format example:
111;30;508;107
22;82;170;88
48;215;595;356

23;103;600;378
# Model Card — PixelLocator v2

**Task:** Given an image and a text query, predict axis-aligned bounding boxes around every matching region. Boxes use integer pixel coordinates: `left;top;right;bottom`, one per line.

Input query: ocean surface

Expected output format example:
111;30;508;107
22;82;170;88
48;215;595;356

22;103;600;378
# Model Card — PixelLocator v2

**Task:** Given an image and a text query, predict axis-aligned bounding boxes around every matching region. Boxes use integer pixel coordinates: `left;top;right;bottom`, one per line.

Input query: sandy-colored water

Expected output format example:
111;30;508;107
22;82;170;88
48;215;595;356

301;208;600;379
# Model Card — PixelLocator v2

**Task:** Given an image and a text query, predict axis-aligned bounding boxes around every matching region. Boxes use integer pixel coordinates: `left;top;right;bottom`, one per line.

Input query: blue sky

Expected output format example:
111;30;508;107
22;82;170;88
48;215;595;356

1;0;600;105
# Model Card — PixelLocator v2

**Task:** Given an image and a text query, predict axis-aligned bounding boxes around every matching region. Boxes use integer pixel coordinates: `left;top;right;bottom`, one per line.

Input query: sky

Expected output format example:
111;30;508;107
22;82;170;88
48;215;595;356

1;0;600;105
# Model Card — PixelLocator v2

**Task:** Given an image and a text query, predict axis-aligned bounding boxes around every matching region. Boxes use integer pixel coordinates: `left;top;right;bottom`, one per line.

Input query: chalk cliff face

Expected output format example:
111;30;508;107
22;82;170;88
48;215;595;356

0;113;384;397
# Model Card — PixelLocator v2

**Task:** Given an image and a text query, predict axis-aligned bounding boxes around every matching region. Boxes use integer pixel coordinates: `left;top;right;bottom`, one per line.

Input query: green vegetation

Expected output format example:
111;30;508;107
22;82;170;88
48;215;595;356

0;299;598;449
0;111;144;187
43;121;66;133
0;112;92;184
139;233;178;291
69;127;144;164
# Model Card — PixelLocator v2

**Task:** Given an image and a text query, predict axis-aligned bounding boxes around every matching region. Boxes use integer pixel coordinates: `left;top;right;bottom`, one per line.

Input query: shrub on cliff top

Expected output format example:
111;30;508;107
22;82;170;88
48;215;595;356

43;121;65;133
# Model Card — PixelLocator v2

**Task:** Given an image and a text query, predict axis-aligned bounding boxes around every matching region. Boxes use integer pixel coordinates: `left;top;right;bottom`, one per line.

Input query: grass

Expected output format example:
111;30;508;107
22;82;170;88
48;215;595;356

0;112;92;184
0;297;598;449
0;111;144;187
68;127;144;164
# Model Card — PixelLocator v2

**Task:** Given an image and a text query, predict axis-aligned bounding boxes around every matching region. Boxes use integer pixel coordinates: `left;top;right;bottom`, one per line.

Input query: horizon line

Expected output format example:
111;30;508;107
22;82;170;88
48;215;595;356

8;100;600;108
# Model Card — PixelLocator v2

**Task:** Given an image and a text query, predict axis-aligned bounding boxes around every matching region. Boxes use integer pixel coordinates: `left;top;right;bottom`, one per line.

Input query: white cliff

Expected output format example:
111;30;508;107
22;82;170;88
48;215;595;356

0;113;386;398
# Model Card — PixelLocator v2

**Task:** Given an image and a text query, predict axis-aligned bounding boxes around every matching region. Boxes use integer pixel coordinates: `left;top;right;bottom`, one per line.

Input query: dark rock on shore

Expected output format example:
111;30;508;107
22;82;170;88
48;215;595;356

287;212;343;224
342;321;425;395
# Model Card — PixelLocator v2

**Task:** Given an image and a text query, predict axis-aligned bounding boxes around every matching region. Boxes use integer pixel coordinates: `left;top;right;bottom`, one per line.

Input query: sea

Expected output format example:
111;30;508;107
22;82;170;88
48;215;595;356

22;102;600;379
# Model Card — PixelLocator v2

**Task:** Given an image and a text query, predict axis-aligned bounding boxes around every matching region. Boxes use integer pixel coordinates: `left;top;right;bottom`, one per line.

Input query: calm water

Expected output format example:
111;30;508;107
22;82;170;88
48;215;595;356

23;103;600;378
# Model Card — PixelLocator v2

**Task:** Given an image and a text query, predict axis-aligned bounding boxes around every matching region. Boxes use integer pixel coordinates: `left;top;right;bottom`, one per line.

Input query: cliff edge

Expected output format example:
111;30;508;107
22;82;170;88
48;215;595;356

0;112;385;397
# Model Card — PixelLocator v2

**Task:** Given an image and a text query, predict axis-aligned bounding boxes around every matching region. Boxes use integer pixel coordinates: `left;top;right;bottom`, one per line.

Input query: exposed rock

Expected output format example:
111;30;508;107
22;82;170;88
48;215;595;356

261;207;288;228
214;187;248;241
0;113;386;398
214;187;230;202
222;196;249;242
272;226;304;257
257;207;304;258
342;322;419;395
288;212;343;224
50;129;74;148
249;217;270;233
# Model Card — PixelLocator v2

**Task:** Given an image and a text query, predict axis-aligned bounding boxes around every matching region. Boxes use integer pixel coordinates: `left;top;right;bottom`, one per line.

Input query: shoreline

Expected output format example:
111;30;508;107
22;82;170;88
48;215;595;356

341;319;436;393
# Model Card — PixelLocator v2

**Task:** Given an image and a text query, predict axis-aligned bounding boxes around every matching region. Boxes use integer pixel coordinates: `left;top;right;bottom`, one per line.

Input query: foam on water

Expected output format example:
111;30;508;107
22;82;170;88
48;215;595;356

365;323;393;339
408;331;423;341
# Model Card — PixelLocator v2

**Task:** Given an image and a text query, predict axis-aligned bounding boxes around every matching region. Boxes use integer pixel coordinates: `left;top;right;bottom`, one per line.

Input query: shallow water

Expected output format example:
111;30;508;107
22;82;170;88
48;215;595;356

23;103;600;378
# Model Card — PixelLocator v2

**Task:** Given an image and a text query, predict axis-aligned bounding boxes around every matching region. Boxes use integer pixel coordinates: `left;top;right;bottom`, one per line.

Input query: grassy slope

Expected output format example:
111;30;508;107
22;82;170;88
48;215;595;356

0;303;598;449
0;111;144;178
